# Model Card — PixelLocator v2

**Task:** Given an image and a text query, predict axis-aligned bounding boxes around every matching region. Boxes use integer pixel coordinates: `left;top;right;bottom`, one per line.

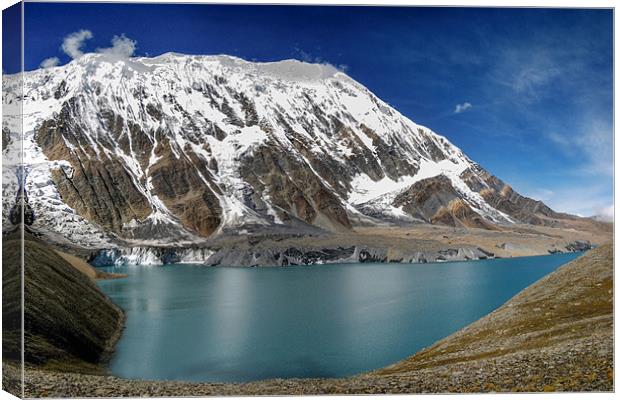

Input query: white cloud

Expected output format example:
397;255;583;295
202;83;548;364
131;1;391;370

61;29;93;59
454;102;472;114
511;64;560;96
593;204;614;222
40;57;60;69
96;34;137;57
46;31;136;67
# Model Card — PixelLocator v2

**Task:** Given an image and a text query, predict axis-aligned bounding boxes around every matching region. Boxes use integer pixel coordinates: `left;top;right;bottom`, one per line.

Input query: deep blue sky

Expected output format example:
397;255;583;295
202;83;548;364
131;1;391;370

2;2;20;73
12;3;615;217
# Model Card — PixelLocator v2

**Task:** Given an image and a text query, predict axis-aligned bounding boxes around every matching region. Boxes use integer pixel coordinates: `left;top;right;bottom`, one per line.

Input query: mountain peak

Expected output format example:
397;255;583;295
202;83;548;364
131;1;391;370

42;52;346;83
3;49;573;247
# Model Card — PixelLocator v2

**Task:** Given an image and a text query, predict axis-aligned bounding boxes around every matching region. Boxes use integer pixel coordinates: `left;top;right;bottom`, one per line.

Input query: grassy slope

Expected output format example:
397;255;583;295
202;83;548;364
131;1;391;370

372;243;613;391
55;250;126;280
2;231;125;374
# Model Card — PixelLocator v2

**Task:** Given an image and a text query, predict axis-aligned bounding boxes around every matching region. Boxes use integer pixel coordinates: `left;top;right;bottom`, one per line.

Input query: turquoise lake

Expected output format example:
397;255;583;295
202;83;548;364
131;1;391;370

98;252;580;383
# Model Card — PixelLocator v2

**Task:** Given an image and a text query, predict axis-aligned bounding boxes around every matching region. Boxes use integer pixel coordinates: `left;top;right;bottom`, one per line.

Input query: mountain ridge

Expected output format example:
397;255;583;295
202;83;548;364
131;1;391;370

2;53;581;250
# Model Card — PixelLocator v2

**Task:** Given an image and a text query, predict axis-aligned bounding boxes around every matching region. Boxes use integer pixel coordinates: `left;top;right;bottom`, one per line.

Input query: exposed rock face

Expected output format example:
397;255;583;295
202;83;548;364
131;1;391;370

393;175;461;221
2;127;10;150
387;175;496;229
2;231;124;368
36;98;222;239
37;109;152;234
146;139;222;237
2;53;580;247
89;242;497;267
459;164;573;226
206;245;358;267
238;142;351;231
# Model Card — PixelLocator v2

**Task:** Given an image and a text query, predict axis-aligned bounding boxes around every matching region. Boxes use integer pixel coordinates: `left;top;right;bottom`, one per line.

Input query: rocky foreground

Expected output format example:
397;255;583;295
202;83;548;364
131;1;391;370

5;243;612;397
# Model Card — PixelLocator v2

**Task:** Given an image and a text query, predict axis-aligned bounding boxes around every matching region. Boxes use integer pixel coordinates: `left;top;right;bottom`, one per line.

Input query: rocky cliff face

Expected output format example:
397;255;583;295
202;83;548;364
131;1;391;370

2;53;576;247
359;175;499;229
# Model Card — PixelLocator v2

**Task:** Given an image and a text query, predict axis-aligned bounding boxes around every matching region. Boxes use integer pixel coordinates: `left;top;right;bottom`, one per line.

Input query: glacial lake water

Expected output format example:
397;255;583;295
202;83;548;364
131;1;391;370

98;252;580;383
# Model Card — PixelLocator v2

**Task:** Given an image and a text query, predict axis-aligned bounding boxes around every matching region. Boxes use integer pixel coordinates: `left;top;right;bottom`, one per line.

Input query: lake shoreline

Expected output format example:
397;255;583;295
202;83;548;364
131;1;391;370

98;251;580;382
12;244;612;395
97;247;591;269
90;238;594;269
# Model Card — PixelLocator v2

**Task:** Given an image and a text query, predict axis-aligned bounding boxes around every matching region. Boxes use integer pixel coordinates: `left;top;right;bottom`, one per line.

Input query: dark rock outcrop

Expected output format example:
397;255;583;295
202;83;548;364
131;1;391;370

565;240;593;252
2;231;124;369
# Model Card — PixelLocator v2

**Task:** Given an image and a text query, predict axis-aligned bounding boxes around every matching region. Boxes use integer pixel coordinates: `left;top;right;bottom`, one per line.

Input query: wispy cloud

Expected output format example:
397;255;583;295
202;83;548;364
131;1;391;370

497;51;562;102
61;29;93;59
454;102;472;114
487;23;611;106
482;27;612;183
528;188;555;202
523;182;611;218
293;46;347;72
40;57;60;68
545;117;613;177
294;47;321;63
97;34;137;57
593;204;614;222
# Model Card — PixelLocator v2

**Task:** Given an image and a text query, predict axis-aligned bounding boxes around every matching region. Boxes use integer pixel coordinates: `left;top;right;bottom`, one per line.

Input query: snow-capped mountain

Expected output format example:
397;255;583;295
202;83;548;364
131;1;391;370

2;52;571;247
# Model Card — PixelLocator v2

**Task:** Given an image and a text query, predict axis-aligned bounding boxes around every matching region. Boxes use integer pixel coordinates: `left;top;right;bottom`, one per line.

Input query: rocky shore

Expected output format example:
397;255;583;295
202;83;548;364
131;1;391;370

9;243;612;396
86;222;602;267
90;242;498;267
8;332;611;396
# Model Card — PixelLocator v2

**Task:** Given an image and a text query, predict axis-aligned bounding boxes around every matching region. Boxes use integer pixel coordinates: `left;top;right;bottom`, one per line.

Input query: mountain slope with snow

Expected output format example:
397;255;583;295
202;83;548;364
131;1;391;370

2;53;573;247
